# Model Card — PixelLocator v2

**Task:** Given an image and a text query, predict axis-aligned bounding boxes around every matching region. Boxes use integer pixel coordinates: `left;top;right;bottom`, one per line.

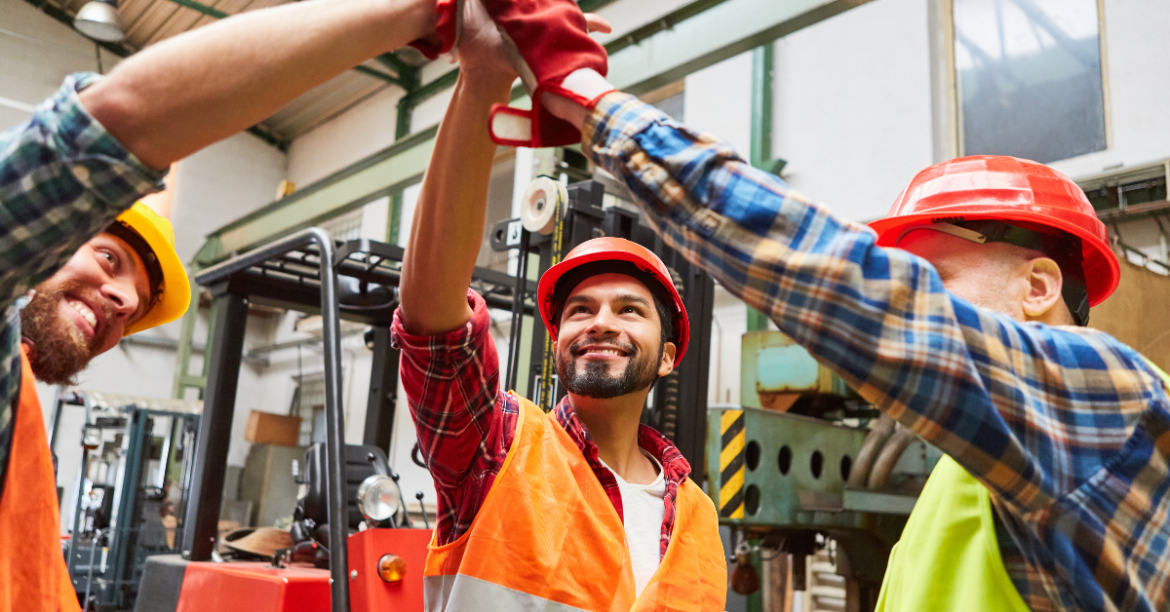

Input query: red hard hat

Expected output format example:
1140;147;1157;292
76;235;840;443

537;237;690;366
869;155;1119;306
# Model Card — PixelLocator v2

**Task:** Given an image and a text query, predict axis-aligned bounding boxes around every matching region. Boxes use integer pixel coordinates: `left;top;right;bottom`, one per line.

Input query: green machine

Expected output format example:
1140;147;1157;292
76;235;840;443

709;331;942;610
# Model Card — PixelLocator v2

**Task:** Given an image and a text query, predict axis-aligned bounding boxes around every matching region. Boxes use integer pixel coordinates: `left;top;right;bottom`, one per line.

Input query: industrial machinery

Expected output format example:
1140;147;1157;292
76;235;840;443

50;390;201;611
131;178;718;612
133;224;548;612
709;330;942;611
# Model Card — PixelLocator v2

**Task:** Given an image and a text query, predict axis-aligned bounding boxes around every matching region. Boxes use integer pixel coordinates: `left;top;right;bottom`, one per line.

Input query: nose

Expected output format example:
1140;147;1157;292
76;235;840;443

102;279;140;322
584;305;621;337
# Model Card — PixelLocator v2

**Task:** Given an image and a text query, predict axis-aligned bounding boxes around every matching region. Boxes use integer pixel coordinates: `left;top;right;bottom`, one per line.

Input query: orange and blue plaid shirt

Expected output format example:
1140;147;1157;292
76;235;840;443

391;291;691;557
582;92;1170;612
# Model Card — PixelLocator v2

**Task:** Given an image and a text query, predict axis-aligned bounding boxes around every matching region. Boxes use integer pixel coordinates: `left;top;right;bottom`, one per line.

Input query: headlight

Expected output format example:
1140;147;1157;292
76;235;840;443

356;475;402;522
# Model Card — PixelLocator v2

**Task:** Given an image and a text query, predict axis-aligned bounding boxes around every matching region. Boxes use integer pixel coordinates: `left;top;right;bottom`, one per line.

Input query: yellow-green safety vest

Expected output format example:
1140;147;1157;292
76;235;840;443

875;359;1170;612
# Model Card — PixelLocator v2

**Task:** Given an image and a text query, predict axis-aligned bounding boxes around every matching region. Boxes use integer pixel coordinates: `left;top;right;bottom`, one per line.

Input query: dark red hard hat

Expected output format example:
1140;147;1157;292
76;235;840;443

537;237;690;366
869;155;1119;306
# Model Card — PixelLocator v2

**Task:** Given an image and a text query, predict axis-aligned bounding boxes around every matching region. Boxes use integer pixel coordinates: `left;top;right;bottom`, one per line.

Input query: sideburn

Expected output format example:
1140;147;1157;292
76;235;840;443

19;281;108;385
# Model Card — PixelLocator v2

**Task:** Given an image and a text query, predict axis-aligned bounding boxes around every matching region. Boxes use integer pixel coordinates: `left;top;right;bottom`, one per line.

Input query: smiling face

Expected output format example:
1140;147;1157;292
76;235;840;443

20;233;151;384
553;273;676;400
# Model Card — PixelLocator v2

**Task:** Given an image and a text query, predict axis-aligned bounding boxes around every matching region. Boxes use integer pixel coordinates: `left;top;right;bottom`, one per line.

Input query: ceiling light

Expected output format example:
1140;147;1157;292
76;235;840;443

74;0;125;43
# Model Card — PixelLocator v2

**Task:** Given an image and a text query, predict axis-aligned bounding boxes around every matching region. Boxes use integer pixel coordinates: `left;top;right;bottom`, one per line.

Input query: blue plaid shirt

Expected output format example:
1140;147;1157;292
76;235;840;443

583;93;1170;612
0;73;163;500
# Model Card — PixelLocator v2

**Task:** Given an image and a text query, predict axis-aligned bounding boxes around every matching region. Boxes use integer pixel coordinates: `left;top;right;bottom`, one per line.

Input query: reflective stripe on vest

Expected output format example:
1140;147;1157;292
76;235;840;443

0;347;81;612
876;358;1170;611
423;394;727;611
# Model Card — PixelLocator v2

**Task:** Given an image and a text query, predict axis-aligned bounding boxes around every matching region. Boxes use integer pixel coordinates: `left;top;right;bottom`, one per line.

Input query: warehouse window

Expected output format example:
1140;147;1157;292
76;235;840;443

952;0;1107;163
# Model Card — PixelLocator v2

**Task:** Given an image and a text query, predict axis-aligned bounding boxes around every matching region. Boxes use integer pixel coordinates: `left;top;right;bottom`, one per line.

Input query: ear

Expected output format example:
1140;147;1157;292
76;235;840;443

1022;257;1065;321
658;341;677;377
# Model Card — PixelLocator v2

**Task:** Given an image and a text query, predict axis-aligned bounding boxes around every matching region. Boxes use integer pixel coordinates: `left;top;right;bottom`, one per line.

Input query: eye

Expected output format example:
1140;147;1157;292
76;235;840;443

572;305;591;315
98;250;119;272
621;305;643;315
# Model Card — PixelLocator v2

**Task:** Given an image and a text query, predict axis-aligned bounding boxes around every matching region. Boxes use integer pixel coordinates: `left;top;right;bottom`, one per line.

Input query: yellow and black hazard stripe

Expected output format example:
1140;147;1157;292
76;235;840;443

719;409;745;518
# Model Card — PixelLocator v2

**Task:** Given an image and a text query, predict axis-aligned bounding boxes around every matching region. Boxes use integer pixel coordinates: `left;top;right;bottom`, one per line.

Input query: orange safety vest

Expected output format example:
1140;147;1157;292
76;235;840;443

424;394;727;611
0;346;81;612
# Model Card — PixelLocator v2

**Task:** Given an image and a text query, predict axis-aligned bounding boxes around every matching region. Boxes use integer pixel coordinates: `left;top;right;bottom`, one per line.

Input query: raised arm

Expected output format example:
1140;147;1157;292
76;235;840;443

79;0;436;170
542;91;1165;513
398;73;509;334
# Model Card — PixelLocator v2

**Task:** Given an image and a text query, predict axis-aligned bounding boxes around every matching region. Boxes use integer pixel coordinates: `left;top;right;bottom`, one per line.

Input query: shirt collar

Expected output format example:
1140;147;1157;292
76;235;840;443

552;396;692;484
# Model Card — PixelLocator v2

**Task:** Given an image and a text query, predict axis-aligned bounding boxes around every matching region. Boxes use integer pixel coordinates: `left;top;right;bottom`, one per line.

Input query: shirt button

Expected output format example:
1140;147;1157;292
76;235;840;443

72;165;90;182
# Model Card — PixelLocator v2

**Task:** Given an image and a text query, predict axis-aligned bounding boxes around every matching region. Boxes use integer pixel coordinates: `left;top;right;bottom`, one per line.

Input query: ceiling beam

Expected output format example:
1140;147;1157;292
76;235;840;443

197;0;875;261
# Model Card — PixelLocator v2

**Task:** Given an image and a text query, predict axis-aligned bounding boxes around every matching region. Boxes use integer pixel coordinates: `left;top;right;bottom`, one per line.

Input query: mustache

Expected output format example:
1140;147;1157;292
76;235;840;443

568;338;637;357
43;282;115;349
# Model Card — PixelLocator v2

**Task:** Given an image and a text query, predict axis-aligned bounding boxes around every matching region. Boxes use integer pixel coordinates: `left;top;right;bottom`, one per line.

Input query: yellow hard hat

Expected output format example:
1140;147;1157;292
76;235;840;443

110;202;191;336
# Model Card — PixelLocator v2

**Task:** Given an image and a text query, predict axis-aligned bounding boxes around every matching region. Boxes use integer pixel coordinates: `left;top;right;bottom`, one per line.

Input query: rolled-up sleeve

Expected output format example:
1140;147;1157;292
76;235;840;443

391;290;512;543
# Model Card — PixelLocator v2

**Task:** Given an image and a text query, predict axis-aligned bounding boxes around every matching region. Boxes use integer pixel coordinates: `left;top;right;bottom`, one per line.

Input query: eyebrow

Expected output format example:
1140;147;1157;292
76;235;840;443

564;293;652;308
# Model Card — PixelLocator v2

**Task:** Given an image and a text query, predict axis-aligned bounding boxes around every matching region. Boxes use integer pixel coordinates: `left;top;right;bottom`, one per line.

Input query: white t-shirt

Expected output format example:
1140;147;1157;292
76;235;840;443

601;452;667;597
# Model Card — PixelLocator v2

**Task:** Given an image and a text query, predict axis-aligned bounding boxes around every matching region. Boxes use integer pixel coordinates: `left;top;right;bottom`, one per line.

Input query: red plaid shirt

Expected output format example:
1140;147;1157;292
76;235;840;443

392;290;691;557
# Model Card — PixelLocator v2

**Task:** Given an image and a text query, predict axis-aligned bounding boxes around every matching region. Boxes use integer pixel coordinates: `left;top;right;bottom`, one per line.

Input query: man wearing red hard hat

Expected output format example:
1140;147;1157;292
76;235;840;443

393;3;725;609
513;37;1168;609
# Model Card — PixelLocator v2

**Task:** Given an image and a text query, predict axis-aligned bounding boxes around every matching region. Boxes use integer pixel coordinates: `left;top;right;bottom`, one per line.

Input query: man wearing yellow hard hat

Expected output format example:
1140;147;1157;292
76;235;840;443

0;0;448;608
0;200;188;612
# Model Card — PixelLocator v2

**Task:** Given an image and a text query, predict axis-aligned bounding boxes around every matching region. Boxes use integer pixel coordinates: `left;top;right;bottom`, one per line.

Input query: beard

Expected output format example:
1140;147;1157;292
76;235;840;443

19;280;112;385
557;338;663;399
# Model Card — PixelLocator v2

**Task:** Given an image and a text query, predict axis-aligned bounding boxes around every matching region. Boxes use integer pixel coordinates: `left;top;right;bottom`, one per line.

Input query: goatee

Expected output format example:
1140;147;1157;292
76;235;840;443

19;281;110;385
557;338;662;399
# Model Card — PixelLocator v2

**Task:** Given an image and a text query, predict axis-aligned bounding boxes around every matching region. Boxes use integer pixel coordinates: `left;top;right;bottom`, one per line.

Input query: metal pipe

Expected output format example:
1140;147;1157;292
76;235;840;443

195;228;351;612
309;227;351;612
505;229;531;392
847;416;895;489
867;426;916;490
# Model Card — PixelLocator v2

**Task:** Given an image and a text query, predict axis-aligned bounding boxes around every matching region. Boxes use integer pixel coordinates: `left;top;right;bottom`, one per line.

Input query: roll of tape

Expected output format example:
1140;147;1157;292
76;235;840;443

519;177;567;235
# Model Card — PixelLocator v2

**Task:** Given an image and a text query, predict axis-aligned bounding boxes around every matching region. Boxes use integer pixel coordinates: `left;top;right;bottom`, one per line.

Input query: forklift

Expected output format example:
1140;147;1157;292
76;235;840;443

52;390;200;611
133;179;718;612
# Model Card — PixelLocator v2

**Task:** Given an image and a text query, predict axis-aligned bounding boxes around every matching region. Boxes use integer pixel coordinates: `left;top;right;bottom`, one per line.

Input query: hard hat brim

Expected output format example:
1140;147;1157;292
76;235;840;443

115;205;191;336
870;210;1119;307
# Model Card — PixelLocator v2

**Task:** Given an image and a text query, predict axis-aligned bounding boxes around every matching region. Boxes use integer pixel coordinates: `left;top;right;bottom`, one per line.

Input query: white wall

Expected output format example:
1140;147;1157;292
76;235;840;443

684;53;755;157
286;85;405;188
171;133;289;264
0;0;119;131
770;0;935;222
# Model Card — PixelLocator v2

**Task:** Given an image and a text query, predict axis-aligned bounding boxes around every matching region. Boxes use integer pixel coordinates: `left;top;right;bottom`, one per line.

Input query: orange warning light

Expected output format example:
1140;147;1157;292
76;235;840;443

378;554;407;583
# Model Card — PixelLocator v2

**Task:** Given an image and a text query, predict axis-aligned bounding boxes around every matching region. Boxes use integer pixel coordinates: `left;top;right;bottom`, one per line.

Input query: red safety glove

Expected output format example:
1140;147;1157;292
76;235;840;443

411;0;615;148
409;0;461;60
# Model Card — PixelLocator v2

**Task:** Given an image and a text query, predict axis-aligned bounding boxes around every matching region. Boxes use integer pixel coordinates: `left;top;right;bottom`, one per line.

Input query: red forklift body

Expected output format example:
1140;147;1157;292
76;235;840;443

138;529;429;612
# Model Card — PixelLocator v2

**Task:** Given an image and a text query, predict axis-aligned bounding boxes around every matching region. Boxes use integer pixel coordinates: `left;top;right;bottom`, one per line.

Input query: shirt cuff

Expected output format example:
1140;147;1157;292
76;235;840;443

391;290;492;356
582;92;666;161
37;73;167;209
